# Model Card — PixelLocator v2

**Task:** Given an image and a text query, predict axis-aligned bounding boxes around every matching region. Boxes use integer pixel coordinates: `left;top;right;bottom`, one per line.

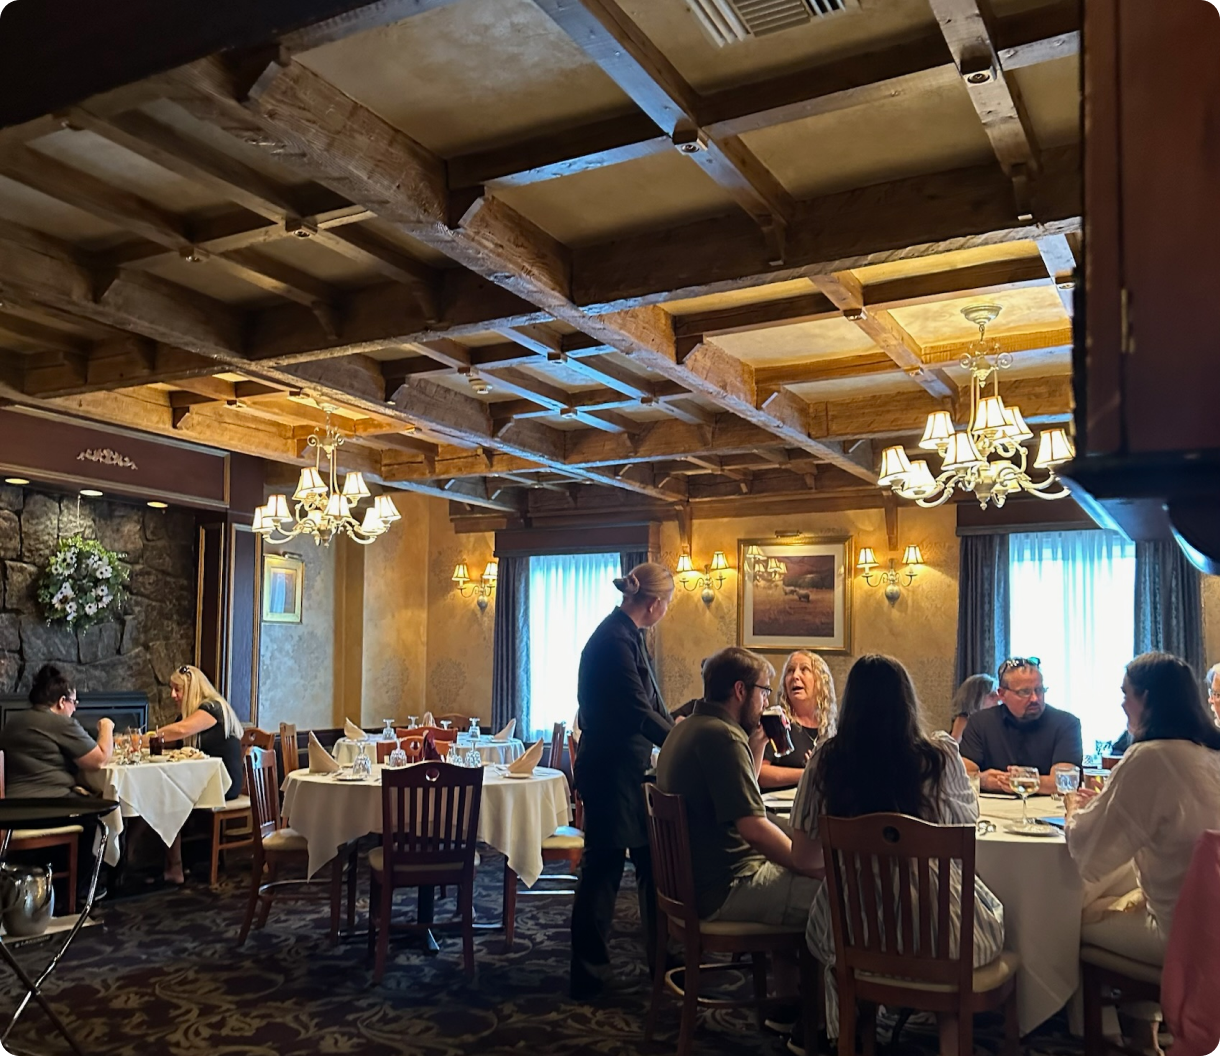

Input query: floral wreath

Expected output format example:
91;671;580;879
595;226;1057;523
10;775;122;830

37;535;129;631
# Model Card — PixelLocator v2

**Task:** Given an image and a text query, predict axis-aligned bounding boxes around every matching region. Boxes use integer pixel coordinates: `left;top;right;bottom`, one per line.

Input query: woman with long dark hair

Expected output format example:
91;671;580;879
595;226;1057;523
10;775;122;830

1066;652;1220;968
788;655;1004;1047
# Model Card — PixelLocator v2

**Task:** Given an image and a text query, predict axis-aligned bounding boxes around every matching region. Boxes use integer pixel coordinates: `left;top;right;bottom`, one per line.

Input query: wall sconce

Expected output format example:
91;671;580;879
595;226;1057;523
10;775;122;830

676;549;730;604
453;558;498;611
857;545;923;603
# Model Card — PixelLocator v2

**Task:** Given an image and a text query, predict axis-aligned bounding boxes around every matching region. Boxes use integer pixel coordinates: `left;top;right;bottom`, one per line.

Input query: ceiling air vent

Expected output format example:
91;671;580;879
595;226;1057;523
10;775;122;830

686;0;860;47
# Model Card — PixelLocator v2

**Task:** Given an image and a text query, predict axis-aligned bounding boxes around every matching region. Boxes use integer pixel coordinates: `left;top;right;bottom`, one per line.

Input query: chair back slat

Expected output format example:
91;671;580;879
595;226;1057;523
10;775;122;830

643;785;700;934
278;723;299;778
244;750;283;843
381;763;483;879
821;813;976;990
548;722;566;770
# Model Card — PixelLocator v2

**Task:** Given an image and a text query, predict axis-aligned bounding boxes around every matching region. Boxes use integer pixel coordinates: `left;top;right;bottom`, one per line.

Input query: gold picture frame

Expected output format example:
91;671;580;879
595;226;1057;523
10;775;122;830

261;553;304;624
737;535;852;653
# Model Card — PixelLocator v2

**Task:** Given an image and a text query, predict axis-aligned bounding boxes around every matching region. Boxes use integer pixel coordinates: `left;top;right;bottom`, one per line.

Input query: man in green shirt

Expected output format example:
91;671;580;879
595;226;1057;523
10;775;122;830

656;646;822;925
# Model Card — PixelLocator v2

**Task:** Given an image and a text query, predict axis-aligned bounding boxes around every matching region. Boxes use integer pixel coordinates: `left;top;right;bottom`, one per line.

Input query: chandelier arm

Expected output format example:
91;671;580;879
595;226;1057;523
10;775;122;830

915;486;955;508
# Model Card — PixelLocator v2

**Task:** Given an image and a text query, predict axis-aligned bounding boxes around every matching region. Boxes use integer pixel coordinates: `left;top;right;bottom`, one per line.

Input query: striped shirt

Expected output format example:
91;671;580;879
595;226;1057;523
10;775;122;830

791;733;1005;1033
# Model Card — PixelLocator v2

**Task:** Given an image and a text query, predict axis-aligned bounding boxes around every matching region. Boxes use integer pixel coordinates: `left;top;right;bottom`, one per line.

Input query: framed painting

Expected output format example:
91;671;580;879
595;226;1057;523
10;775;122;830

262;553;304;624
736;535;852;652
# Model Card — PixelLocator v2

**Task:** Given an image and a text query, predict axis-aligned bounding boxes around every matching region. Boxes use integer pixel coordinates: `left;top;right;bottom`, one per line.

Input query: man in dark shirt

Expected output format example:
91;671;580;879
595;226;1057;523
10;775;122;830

960;657;1083;794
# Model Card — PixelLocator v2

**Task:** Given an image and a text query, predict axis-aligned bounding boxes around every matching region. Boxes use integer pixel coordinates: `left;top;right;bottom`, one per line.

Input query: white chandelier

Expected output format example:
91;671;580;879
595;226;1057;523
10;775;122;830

877;304;1076;510
743;545;786;585
253;407;401;546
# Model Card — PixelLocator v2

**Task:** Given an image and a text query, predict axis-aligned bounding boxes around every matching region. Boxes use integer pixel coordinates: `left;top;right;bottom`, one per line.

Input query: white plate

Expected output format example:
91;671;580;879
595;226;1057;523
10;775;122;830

334;772;369;782
1003;822;1059;837
503;771;533;780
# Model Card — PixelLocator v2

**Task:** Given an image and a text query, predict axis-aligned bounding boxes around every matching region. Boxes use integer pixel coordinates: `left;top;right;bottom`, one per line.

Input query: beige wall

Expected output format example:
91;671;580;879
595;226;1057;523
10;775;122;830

654;504;962;732
1203;574;1220;676
424;500;496;723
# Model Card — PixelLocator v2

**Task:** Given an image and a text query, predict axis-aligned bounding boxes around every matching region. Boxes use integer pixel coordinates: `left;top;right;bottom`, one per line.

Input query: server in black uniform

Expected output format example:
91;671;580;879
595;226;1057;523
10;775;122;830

570;561;675;1000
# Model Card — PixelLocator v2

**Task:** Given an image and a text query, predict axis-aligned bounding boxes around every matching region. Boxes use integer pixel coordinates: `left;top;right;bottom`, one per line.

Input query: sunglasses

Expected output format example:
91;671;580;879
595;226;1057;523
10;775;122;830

178;665;191;676
998;656;1041;679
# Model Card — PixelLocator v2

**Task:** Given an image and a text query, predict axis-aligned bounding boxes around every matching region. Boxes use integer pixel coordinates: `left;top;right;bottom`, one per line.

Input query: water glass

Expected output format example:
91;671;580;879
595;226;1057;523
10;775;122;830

469;717;481;740
387;747;408;769
407;716;419;729
1054;766;1081;803
465;747;482;768
1007;765;1040;826
446;744;463;766
439;720;452;731
381;719;397;741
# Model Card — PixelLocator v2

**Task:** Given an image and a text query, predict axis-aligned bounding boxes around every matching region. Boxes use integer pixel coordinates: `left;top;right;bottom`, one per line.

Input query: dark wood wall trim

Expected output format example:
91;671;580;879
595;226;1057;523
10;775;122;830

956;495;1097;537
494;523;658;558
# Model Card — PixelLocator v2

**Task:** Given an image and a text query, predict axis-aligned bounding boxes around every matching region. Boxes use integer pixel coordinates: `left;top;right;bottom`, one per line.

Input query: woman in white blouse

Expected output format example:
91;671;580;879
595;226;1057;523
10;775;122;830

1065;651;1220;967
790;655;1005;1044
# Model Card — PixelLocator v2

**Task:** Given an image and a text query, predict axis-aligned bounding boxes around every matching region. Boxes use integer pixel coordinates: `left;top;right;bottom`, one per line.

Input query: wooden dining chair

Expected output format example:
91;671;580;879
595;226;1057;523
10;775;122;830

0;751;82;914
434;713;473;730
1080;948;1162;1056
568;731;583;830
278;723;300;779
205;726;275;888
820;812;1020;1056
237;749;357;946
375;737;426;763
644;784;818;1056
417;726;459;754
368;762;484;982
548;722;566;770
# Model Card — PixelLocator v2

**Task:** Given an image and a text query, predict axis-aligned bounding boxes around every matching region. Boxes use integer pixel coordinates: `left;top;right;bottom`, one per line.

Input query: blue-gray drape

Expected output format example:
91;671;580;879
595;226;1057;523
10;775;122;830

955;534;1011;687
1134;541;1205;676
491;555;530;733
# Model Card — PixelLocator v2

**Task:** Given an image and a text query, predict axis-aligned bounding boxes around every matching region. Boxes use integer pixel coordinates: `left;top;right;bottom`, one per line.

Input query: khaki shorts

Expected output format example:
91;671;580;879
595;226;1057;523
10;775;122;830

707;861;822;928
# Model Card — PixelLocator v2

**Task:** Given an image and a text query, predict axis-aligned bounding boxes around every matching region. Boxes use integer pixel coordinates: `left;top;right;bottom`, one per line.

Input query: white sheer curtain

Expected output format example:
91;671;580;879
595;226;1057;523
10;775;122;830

1009;529;1137;756
527;552;622;741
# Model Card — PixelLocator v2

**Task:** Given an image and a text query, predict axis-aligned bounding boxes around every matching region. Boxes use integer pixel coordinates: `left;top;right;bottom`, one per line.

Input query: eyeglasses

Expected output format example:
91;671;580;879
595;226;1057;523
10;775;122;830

1004;685;1049;699
751;684;773;699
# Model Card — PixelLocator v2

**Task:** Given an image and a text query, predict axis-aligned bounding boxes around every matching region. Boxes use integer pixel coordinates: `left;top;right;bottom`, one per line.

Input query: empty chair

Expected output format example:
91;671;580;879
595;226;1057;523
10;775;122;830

368;762;484;981
203;726;274;887
278;723;300;779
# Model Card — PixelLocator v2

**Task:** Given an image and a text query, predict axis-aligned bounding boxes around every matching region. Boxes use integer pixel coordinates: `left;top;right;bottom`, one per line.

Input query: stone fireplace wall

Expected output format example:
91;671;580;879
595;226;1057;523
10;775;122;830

0;484;196;727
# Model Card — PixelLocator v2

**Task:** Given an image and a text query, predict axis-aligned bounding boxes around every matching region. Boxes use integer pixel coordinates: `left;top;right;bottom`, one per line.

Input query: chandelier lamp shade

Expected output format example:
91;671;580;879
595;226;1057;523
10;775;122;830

877;304;1076;510
743;544;786;585
253;407;401;546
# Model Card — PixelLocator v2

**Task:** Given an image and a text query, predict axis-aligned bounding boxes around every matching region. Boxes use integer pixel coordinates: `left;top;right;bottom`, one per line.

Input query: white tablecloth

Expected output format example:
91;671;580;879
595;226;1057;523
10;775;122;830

465;738;525;765
85;758;232;861
282;764;571;885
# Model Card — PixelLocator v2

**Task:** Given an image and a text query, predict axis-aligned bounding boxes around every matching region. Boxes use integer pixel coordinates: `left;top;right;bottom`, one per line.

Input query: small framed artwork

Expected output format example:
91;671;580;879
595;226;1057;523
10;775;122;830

737;535;852;653
262;554;304;624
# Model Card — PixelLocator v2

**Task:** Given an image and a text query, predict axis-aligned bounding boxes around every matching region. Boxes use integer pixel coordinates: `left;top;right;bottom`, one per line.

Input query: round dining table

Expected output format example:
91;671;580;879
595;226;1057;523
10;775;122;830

282;763;571;886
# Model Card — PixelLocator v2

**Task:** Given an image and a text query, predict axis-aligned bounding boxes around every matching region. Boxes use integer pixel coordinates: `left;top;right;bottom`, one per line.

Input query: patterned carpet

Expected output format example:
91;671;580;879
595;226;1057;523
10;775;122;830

0;854;1086;1056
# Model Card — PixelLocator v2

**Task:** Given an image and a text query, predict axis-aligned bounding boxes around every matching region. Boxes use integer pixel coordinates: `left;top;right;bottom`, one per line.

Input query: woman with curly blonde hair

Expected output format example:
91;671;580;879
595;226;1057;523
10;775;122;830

759;649;837;790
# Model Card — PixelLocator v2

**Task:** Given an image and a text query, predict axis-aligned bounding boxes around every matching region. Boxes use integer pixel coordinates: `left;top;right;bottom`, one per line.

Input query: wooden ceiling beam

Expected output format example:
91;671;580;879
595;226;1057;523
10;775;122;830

532;0;792;241
1036;233;1077;314
812;272;954;400
927;0;1040;185
576;145;1080;310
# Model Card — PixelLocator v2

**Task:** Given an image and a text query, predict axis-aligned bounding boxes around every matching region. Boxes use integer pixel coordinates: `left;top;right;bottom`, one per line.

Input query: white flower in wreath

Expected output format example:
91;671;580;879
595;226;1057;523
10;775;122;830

98;563;113;580
84;602;97;616
65;601;77;620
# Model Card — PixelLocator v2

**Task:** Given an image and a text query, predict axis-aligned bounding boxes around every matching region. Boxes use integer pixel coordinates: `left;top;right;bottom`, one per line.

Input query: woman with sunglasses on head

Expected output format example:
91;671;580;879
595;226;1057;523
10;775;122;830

151;664;244;884
1064;652;1220;971
758;650;838;790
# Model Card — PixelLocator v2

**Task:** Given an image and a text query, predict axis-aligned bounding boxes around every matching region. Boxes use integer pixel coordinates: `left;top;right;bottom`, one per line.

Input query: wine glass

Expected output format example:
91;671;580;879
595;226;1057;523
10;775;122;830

469;716;481;740
387;746;408;768
381;719;396;741
1008;766;1040;826
407;716;419;730
439;720;452;731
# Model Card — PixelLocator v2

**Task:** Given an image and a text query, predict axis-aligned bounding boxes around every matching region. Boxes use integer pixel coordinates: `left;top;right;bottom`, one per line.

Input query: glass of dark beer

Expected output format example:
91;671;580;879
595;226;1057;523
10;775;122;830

759;706;794;757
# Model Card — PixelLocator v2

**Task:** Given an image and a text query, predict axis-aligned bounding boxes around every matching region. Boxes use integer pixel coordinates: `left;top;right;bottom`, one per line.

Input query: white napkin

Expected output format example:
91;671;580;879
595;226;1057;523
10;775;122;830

343;718;365;740
507;737;544;775
421;711;435;728
308;731;340;774
494;718;516;741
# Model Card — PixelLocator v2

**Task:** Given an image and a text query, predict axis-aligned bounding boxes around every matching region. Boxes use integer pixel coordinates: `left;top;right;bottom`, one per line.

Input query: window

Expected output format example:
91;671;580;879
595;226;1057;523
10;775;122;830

1008;530;1137;756
527;552;622;740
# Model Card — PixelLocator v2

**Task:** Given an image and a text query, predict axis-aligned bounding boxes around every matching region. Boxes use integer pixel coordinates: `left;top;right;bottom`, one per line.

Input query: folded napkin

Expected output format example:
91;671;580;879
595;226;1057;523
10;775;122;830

507;737;544;775
343;718;365;740
308;732;341;774
493;718;516;741
421;711;435;727
422;731;444;762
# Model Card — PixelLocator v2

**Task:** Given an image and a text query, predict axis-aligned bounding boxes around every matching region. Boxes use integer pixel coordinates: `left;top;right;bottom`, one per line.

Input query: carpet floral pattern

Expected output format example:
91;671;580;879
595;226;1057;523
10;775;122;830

2;855;1085;1056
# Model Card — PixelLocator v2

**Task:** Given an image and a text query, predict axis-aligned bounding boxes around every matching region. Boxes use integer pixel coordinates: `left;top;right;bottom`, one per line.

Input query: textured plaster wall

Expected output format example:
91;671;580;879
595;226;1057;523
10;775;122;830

424;500;495;723
1203;573;1220;674
654;505;962;733
361;492;431;724
257;537;337;732
0;484;196;727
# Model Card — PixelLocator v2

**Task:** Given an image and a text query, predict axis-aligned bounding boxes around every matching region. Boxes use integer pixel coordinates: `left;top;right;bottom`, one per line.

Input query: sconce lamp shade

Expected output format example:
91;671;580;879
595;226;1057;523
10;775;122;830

482;559;499;583
902;545;924;566
918;411;955;450
942;431;985;471
971;395;1010;434
1033;428;1076;468
710;550;728;572
451;561;470;583
268;494;291;521
675;553;695;574
856;547;878;571
341;472;371;500
746;544;764;559
373;495;401;522
878;446;913;485
293;467;326;499
253;505;270;533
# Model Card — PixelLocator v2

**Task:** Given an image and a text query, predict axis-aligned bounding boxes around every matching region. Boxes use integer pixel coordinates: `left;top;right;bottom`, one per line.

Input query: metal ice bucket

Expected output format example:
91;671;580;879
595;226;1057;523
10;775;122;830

0;863;54;937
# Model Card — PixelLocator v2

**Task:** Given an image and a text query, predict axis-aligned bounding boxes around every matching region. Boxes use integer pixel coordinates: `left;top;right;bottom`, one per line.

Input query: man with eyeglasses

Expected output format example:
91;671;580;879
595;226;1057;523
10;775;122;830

960;657;1083;795
656;646;823;931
